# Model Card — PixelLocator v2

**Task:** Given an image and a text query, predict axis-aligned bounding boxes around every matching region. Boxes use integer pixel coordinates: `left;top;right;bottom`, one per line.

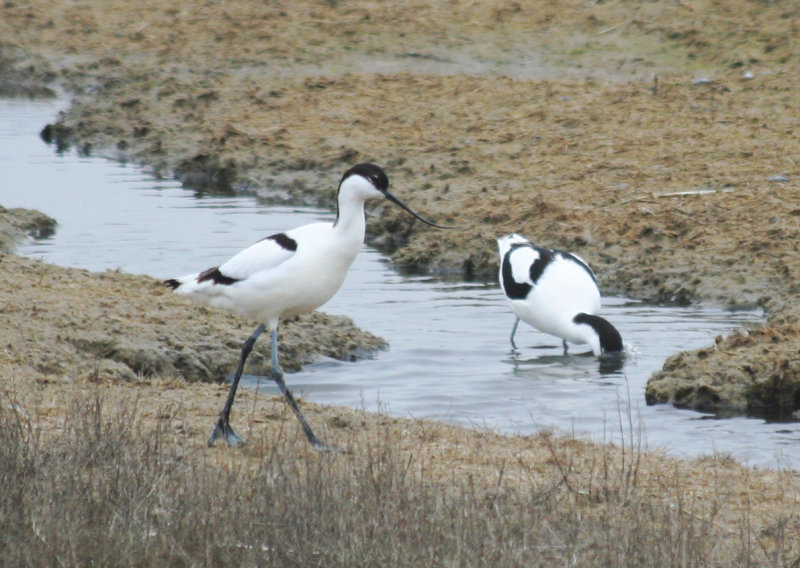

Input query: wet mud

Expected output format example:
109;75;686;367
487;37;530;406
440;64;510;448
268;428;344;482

0;1;799;439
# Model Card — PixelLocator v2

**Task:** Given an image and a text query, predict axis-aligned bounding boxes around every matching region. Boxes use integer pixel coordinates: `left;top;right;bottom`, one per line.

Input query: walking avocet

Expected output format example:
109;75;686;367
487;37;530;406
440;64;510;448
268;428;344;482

497;233;622;356
166;163;448;449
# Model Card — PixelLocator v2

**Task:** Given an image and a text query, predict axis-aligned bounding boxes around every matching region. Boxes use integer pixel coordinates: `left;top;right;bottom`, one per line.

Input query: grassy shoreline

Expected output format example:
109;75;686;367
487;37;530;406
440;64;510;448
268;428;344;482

0;251;798;565
1;0;800;562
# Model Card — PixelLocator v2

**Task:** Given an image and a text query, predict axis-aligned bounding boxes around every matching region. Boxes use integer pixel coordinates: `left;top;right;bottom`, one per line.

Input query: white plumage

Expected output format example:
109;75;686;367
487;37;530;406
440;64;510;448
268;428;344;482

497;233;622;356
167;163;446;448
170;222;359;326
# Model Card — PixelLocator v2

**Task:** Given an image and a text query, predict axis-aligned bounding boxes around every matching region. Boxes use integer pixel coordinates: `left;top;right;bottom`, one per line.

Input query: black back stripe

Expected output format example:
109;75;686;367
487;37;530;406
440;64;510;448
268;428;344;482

527;244;598;287
197;266;239;286
266;232;298;251
562;251;598;286
503;243;600;301
501;248;532;300
529;247;555;285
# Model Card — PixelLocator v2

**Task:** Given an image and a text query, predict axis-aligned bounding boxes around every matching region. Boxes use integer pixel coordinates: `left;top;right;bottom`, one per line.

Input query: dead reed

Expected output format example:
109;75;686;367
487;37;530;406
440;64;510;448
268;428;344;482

1;389;797;567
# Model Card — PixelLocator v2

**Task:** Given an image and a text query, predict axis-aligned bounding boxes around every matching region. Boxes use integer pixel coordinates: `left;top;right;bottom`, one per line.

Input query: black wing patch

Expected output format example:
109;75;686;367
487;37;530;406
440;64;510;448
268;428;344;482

529;246;599;287
266;232;298;251
197;266;240;286
503;243;598;301
501;248;532;300
529;247;556;285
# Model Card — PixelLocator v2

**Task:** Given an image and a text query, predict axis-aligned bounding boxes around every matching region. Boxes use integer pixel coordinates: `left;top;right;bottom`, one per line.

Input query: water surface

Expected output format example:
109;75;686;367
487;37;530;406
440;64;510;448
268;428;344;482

3;97;797;469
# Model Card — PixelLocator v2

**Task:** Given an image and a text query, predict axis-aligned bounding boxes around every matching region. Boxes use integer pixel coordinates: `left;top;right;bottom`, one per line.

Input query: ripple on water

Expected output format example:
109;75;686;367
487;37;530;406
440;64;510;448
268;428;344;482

3;97;797;469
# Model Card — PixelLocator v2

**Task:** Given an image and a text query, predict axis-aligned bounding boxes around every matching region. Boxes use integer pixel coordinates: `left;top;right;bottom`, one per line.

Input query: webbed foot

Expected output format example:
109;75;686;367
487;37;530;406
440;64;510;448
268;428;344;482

208;414;245;447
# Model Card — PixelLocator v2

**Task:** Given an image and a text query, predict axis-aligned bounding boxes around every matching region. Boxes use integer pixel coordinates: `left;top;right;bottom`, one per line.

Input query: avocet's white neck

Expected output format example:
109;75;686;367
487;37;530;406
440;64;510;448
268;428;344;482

332;189;368;245
332;173;385;244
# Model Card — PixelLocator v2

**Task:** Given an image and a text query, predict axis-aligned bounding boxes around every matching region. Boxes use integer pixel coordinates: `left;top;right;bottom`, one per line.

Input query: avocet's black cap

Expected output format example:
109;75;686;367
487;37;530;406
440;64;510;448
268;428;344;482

341;163;389;192
342;162;454;229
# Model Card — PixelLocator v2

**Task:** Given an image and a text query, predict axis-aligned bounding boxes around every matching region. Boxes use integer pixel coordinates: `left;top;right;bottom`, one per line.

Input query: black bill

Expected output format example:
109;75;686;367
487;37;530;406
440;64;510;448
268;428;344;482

384;190;454;229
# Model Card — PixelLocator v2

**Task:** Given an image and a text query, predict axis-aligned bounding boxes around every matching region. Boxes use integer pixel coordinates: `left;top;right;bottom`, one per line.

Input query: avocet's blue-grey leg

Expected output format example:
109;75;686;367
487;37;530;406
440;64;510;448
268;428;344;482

266;328;327;450
510;317;520;348
209;323;266;447
562;338;569;354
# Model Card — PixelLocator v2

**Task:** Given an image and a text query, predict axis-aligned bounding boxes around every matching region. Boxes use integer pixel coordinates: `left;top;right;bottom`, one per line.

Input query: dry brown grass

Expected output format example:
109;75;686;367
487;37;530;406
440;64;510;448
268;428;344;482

2;386;799;567
2;1;800;562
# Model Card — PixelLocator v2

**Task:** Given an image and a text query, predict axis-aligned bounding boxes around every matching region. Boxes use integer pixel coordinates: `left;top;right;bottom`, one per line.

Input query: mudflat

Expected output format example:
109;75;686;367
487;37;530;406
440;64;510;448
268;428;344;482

3;0;799;413
1;1;799;561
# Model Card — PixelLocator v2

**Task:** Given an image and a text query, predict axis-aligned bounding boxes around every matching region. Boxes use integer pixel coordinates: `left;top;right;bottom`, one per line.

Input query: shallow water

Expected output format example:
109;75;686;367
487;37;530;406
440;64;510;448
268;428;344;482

3;97;798;469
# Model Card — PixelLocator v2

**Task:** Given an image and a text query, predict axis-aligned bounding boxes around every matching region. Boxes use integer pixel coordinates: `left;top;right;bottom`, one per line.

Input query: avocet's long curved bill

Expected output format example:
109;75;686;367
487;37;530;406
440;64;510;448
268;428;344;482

384;190;455;229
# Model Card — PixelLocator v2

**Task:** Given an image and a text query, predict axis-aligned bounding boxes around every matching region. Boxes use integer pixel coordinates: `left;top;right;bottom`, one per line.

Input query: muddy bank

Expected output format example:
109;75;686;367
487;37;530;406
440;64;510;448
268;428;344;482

0;253;386;385
647;328;800;419
0;45;56;98
1;1;799;414
0;206;56;252
4;343;799;565
1;253;798;563
1;246;799;561
0;7;799;553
